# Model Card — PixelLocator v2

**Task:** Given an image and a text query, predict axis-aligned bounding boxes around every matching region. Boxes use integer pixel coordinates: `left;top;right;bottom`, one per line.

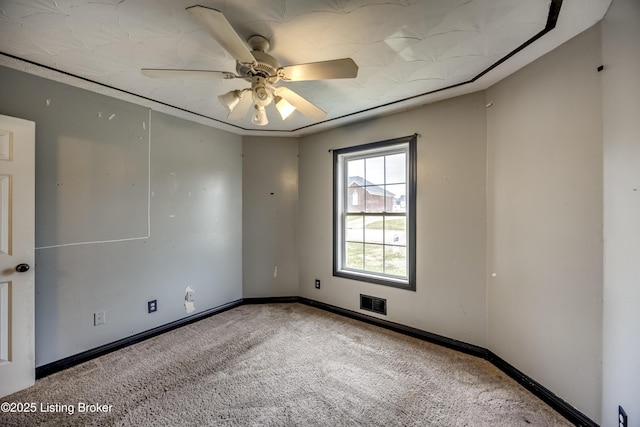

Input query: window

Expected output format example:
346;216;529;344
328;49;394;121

333;135;416;290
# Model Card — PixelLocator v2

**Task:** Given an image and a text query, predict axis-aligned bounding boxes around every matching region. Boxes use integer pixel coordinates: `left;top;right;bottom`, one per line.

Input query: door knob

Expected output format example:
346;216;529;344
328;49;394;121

15;263;30;273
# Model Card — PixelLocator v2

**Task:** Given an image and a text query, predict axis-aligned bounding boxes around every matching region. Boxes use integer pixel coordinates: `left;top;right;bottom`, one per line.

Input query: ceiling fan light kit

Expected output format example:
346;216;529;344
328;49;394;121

274;96;296;120
218;90;243;113
251;76;272;106
141;5;358;127
252;105;269;126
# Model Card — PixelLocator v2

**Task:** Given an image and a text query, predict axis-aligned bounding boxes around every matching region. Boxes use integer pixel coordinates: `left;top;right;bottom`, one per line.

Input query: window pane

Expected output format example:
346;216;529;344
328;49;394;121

347;159;365;212
385;184;405;212
365;156;384;185
385;153;406;184
365;186;386;212
347;184;363;212
346;215;364;242
364;215;384;244
384;216;406;245
347;159;364;182
364;243;384;273
346;242;364;270
385;245;407;277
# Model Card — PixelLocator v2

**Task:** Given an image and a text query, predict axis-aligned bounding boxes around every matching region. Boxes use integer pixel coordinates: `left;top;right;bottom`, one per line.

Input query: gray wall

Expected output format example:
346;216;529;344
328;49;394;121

602;0;640;424
486;25;603;421
242;136;299;297
0;66;243;366
298;92;488;347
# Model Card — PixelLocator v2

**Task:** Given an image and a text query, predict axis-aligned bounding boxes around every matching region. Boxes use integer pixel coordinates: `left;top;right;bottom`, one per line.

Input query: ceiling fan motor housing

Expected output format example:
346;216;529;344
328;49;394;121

237;50;280;81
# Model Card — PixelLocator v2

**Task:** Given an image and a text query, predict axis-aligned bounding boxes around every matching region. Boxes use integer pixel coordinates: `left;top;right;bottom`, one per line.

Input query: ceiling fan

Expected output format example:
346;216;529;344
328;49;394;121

141;5;359;126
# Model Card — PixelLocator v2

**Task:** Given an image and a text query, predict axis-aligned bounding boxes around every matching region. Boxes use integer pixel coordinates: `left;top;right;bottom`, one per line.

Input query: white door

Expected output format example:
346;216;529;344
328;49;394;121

0;115;35;398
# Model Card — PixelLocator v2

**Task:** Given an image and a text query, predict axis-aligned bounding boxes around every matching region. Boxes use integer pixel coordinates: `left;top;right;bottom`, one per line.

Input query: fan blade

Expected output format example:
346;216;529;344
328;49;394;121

227;92;253;121
278;58;358;81
141;69;238;80
186;6;256;65
275;87;326;121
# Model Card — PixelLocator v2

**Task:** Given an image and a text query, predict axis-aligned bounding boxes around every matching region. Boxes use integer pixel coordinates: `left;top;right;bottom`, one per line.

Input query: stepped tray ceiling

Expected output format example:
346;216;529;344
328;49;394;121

0;0;611;136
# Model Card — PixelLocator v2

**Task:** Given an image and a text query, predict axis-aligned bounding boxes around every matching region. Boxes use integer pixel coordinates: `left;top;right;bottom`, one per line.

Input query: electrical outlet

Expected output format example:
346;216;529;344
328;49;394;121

148;300;157;313
93;311;105;326
619;406;627;427
315;279;321;289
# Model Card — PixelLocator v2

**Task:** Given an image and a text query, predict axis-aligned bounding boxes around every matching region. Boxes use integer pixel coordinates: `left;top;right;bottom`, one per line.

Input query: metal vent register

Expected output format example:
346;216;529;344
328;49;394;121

360;294;387;315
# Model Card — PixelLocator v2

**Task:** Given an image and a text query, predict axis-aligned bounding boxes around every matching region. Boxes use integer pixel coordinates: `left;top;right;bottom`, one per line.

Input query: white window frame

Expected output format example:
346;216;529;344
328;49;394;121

333;135;416;290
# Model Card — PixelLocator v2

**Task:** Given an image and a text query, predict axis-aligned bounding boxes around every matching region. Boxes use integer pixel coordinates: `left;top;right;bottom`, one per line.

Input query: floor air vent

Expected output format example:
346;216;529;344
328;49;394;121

360;294;387;315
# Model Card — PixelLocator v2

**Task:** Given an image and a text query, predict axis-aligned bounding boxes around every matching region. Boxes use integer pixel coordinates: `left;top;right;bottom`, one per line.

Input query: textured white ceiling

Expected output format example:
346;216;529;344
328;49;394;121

0;0;611;135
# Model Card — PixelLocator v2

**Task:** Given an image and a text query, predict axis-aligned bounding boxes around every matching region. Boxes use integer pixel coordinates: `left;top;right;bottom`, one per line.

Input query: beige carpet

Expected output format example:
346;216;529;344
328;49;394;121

1;303;571;426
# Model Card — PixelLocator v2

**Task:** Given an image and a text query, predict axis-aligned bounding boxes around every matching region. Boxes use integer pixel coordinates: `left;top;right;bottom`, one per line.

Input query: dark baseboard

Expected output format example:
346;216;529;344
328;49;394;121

242;296;299;304
34;295;597;426
35;298;243;379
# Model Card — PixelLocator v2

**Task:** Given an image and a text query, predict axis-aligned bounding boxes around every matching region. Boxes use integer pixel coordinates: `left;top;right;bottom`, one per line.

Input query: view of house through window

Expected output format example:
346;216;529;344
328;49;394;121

334;135;416;290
